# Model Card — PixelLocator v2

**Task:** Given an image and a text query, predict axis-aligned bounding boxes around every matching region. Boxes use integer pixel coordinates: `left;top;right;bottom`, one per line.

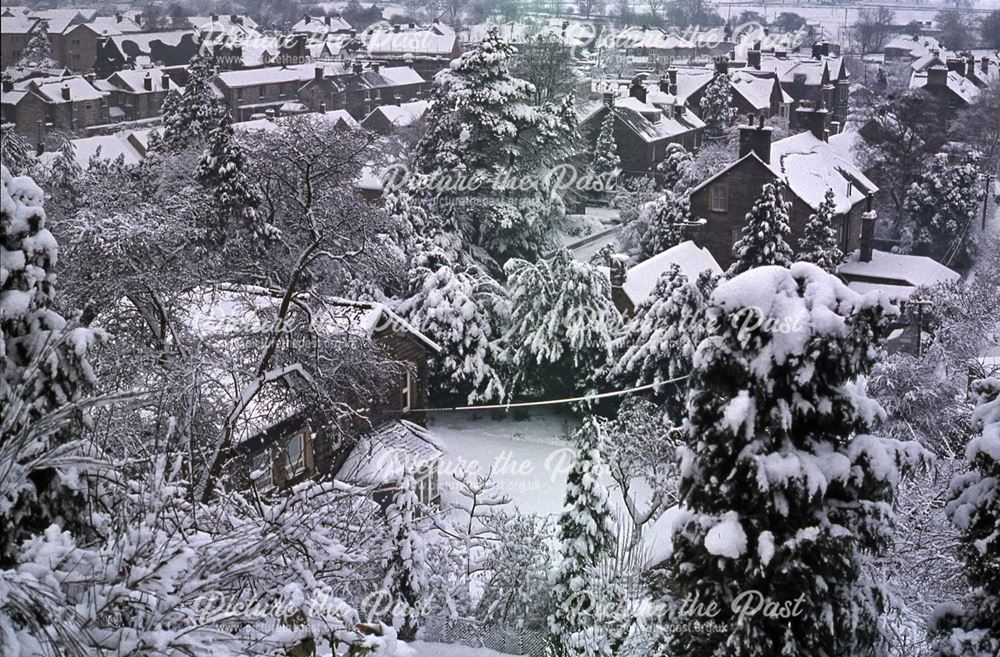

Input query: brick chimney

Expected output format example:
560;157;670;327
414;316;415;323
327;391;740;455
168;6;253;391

714;56;729;76
353;61;364;75
161;73;169;89
609;255;629;311
115;12;122;23
860;195;876;263
629;76;646;103
812;42;822;60
325;15;331;25
927;64;948;87
320;102;326;112
603;91;615;107
830;120;841;135
738;113;773;163
1;79;12;93
393;23;401;32
983;56;991;75
946;58;966;76
748;49;761;69
315;65;324;81
795;100;829;141
303;14;310;23
61;83;70;100
667;66;677;94
143;72;152;91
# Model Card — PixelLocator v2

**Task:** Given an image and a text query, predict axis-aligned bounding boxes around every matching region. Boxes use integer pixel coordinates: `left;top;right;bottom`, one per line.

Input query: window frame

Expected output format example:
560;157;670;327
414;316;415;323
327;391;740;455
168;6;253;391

401;369;413;413
251;450;274;491
711;185;728;213
285;430;307;478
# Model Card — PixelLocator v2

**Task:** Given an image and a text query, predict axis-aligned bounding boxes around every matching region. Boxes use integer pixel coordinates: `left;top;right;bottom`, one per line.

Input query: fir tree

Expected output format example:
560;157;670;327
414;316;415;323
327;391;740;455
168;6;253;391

608;266;716;422
195;112;269;241
548;418;616;656
727;182;794;277
381;472;430;641
591;111;620;176
657;262;929;657
796;187;843;273
656;142;693;190
503;248;620;397
412;28;575;262
635;191;691;260
1;125;33;175
0;165;103;564
929;377;1000;657
16;20;59;69
904;153;981;269
699;72;737;140
161;54;227;151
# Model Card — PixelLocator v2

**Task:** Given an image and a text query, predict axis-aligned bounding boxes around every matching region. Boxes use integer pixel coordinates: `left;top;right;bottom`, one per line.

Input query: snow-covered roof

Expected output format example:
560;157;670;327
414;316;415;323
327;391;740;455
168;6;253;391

379;66;424;86
768;130;877;213
82;15;142;34
729;70;777;111
619;241;722;306
292;14;352;33
1;15;37;33
362;99;429;128
837;249;960;292
597;96;705;143
909;69;980;105
37;131;149;169
103;68;181;93
336;420;444;487
885;34;939;57
367;25;457;56
108;30;196;55
215;67;306;89
31;76;107;103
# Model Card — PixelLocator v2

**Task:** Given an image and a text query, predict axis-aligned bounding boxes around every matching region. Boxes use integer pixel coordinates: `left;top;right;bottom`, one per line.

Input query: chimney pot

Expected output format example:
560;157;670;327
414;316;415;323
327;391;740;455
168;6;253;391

61;83;70;100
629;76;646;104
143;73;152;91
739;118;773;163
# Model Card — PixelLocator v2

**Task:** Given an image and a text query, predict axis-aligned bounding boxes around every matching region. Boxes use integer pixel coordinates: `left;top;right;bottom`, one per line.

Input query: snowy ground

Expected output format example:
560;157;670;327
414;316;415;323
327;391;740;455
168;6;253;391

400;640;522;657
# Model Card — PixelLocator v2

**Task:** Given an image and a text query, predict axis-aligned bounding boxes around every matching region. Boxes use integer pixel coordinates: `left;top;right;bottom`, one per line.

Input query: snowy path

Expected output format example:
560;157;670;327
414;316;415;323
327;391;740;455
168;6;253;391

400;640;522;657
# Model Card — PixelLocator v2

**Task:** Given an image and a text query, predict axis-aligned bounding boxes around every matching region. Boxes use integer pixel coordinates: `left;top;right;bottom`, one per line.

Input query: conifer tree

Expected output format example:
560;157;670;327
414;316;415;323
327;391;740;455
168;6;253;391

16;20;59;69
727;182;794;277
699;72;737;140
0;165;103;563
549;418;616;656
656;142;693;190
657;262;929;657
929;377;1000;657
195;112;268;240
796;187;843;273
634;191;691;260
503;249;620;397
1;125;33;175
591;112;620;176
608;266;716;422
161;54;227;151
904;153;981;268
382;472;430;642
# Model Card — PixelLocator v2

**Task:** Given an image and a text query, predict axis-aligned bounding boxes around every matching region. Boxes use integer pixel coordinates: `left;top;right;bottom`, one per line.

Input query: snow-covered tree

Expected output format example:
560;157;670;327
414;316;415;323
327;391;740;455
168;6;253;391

503;248;620;397
161;54;227;151
398;260;508;403
591;111;620;176
196;112;269;241
656;262;929;657
49;139;82;191
382;472;430;641
699;72;737;140
16;20;59;69
1;125;33;175
903;153;981;269
929;377;1000;657
1;164;103;561
623;190;691;261
608;266;716;422
548;417;616;656
412;28;576;262
796;187;843;273
726;182;794;277
656;142;693;190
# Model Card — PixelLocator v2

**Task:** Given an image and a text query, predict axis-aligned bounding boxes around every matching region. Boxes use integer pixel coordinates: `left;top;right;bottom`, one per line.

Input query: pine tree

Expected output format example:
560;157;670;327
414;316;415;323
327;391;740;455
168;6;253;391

195;112;268;240
796;187;843;273
699;72;737;140
727;182;794;277
381;472;430;642
16;20;59;69
161;54;227;151
657;262;929;657
904;153;981;269
548;418;616;656
591;111;620;176
929;377;1000;657
0;165;103;564
608;266;716;422
503;249;620;397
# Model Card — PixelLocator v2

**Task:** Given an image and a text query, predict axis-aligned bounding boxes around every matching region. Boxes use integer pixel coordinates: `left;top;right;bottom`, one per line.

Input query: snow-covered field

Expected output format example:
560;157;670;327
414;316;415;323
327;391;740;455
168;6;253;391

400;641;522;657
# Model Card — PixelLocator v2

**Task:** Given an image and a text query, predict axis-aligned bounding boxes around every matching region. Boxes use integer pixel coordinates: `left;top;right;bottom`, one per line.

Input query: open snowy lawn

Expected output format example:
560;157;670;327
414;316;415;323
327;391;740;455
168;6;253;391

400;640;523;657
427;410;578;516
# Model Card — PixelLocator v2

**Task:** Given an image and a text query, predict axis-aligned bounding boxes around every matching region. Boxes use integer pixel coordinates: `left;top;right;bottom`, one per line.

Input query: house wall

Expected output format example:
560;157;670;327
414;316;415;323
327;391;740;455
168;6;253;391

1;31;32;68
58;25;100;71
689;155;863;270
